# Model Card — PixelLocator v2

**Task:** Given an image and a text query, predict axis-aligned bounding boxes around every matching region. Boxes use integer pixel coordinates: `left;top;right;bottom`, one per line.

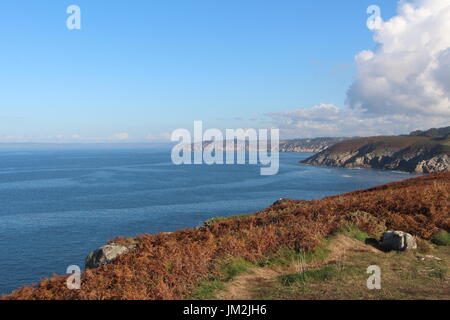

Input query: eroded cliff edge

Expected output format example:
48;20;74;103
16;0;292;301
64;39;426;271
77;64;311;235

302;127;450;173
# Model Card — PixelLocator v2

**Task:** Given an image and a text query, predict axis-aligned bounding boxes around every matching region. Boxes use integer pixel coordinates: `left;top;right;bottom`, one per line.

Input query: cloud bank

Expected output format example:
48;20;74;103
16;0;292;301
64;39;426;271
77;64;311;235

348;0;450;116
270;0;450;138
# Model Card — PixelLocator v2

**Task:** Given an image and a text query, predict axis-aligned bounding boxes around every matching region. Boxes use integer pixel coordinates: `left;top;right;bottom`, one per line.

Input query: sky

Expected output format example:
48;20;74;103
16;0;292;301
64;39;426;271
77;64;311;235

0;0;449;142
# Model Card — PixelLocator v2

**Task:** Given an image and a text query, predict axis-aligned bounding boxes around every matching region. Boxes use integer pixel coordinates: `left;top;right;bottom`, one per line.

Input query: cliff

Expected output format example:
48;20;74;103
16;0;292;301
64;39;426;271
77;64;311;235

302;127;450;173
279;137;349;153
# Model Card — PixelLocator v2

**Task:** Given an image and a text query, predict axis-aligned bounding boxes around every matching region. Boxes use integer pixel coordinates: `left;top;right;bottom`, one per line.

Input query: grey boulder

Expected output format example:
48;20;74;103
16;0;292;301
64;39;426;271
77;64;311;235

85;243;136;269
379;231;417;251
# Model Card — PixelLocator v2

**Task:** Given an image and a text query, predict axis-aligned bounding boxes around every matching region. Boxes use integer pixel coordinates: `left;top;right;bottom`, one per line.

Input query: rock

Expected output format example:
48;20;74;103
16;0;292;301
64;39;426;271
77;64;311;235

415;154;450;173
85;243;136;269
417;255;442;262
272;198;294;206
379;231;417;251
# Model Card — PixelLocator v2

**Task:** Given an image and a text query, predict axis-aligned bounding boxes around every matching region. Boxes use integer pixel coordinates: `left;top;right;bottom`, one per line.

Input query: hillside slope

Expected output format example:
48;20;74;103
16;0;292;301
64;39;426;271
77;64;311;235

2;173;449;300
302;127;450;173
279;137;349;153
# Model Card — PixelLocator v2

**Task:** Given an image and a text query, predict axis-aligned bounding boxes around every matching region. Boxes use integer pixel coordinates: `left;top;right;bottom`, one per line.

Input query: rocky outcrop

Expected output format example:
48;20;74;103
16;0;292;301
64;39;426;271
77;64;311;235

272;198;295;206
379;231;417;251
303;147;449;173
414;154;450;173
302;130;450;173
85;243;137;269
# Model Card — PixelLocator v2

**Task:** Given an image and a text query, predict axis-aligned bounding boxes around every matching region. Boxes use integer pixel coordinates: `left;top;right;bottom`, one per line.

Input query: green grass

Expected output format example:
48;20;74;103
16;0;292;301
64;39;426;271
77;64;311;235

190;280;226;300
431;232;450;246
303;244;331;264
257;247;302;267
220;257;255;281
203;213;252;226
257;240;331;268
278;266;338;286
334;223;372;242
429;268;447;280
189;257;255;299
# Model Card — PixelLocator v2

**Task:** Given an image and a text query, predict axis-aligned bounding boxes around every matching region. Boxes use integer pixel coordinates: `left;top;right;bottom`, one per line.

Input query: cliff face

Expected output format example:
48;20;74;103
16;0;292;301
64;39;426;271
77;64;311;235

302;133;450;173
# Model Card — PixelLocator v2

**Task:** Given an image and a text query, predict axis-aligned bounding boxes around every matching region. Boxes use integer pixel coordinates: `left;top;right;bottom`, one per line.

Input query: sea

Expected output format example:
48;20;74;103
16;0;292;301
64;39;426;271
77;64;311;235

0;147;420;294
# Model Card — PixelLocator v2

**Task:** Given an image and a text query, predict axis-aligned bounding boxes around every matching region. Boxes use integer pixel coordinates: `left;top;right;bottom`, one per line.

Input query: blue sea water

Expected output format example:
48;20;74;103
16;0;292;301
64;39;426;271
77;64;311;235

0;148;420;295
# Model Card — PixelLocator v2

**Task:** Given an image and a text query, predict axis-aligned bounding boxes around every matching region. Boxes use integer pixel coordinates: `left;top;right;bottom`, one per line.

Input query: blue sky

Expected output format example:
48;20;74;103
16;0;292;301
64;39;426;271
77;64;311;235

0;1;401;142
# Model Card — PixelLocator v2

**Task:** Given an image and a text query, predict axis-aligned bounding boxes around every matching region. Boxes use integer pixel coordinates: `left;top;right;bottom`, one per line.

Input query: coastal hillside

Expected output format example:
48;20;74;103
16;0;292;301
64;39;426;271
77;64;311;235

3;172;449;300
302;127;450;173
279;137;349;153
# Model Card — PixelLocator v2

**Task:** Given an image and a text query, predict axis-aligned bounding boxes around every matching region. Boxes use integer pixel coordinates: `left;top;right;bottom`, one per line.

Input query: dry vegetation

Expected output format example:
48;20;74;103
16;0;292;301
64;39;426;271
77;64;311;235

2;172;449;300
324;135;450;154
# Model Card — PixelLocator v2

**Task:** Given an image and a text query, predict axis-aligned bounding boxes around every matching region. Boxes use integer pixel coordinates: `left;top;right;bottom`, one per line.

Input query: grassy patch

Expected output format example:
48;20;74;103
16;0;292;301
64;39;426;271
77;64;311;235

257;247;302;267
334;223;372;242
189;257;255;299
220;257;255;281
258;240;331;268
204;214;252;226
416;238;434;253
278;266;337;286
429;268;448;280
303;244;331;264
431;232;450;246
190;280;225;300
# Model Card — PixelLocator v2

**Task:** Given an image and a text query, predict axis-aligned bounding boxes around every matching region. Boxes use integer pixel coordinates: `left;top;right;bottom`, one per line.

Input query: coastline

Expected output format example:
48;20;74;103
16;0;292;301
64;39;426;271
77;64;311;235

3;171;449;300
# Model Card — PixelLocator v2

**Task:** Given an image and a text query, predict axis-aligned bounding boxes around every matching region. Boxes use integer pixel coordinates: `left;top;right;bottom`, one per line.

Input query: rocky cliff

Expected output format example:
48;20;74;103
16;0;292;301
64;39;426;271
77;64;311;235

302;128;450;173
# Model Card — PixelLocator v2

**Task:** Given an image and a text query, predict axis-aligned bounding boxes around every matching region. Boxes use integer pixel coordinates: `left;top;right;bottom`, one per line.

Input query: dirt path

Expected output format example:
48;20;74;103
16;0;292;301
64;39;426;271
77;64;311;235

216;235;381;300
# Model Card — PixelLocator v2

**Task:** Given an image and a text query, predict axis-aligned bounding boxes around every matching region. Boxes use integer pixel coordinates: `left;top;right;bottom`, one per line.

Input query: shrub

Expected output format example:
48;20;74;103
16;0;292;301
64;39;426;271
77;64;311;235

431;231;450;246
334;223;373;242
341;211;386;236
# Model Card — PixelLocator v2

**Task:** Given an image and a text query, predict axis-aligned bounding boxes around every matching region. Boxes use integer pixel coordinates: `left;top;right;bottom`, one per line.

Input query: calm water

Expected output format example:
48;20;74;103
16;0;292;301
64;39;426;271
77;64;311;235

0;148;419;294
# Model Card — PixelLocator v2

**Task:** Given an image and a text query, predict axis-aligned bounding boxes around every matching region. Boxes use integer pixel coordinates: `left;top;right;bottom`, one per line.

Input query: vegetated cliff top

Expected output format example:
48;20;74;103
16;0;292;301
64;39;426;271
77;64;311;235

301;126;450;173
409;126;450;138
320;130;450;155
2;172;449;300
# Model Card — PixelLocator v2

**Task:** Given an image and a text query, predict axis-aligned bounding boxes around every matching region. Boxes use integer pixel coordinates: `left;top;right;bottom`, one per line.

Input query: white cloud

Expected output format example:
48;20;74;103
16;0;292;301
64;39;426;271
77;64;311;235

347;0;450;117
268;103;449;138
269;0;450;138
